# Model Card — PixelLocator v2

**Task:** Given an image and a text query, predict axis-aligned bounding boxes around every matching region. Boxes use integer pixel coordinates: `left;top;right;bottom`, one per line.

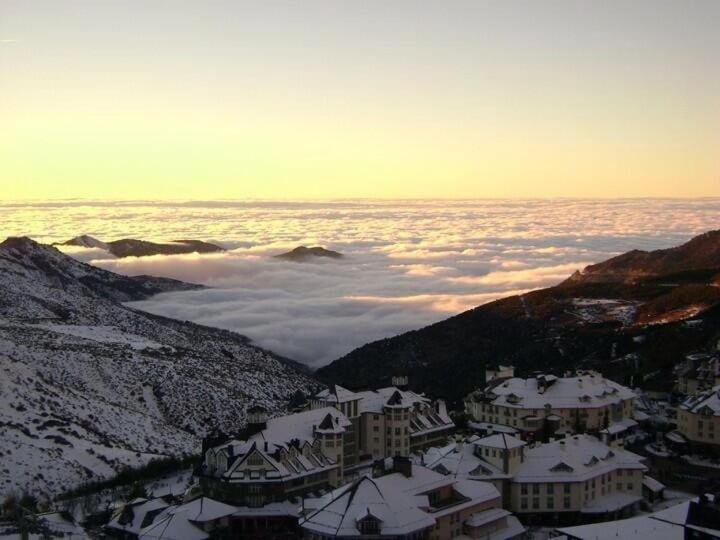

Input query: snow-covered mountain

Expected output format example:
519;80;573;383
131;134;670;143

0;237;319;498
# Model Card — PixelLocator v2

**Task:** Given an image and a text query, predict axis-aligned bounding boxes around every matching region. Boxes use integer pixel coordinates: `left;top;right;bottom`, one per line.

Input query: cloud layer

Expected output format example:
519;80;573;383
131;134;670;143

5;199;719;367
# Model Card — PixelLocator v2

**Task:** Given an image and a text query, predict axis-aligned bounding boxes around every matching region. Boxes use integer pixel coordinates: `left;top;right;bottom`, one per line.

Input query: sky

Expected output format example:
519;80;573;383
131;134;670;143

1;0;718;200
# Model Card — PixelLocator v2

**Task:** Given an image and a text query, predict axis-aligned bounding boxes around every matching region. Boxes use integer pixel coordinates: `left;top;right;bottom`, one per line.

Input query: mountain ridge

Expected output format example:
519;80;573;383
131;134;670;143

317;230;720;403
55;235;225;258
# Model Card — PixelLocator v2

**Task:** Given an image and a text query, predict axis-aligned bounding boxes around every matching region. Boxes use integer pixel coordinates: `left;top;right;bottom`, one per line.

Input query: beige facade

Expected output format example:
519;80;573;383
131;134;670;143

312;385;455;463
677;406;720;447
465;372;636;440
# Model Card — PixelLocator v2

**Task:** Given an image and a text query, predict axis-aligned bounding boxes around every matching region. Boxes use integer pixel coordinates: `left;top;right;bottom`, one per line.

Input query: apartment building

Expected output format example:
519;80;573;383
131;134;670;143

299;457;525;539
311;380;455;461
464;371;636;442
677;384;720;454
676;353;720;396
418;433;648;526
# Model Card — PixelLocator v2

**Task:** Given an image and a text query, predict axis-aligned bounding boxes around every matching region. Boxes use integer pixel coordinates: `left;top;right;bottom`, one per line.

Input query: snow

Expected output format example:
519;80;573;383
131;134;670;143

37;324;169;350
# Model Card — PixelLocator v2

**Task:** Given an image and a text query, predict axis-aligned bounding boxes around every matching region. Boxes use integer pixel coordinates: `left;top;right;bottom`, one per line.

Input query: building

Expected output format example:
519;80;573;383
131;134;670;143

311;384;454;461
677;385;720;454
105;498;170;539
555;495;720;539
299;457;525;539
676;352;720;396
137;497;237;540
417;433;648;526
509;434;646;525
464;371;636;442
485;365;515;382
198;406;351;535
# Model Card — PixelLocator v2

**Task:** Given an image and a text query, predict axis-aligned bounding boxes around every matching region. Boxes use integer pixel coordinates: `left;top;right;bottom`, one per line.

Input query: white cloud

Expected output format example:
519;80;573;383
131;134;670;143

7;198;719;367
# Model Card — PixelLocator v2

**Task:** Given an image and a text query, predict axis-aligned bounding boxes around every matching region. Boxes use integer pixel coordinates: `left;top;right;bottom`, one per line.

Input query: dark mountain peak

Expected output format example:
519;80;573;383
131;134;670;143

1;236;43;252
54;236;225;258
58;235;108;249
274;246;344;261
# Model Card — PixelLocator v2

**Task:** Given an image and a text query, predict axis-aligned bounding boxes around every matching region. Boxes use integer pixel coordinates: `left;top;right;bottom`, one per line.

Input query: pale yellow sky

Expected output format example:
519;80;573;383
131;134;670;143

1;0;718;200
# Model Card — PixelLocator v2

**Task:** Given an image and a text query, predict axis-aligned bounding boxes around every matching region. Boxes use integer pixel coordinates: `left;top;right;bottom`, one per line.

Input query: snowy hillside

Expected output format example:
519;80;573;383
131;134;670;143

0;237;319;498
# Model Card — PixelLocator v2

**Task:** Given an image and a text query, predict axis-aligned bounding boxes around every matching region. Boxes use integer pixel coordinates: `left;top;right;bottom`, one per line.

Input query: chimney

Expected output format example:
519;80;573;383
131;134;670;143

455;437;464;453
393;456;412;478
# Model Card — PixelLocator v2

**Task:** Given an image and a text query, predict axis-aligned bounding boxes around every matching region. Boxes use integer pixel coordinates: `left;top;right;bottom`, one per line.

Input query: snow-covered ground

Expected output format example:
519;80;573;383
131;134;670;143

0;238;319;498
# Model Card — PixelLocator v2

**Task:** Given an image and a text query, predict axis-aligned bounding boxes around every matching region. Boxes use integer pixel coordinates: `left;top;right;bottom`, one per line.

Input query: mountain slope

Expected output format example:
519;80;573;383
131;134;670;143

0;238;318;498
317;231;720;403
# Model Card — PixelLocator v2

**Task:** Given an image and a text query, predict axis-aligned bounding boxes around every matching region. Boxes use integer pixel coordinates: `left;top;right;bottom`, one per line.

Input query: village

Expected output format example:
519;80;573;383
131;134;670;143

5;353;720;540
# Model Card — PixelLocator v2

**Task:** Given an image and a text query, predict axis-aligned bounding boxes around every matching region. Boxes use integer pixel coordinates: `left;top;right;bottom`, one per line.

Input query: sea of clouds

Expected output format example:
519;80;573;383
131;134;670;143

4;199;719;367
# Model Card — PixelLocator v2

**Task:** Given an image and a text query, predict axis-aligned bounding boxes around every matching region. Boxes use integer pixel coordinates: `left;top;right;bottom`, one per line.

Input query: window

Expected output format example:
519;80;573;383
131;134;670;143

532;498;539;509
563;497;571;509
564;483;571;494
546;484;553;494
521;484;528;495
373;426;379;432
532;484;540;495
358;517;380;535
616;483;622;491
627;483;633;490
521;498;528;510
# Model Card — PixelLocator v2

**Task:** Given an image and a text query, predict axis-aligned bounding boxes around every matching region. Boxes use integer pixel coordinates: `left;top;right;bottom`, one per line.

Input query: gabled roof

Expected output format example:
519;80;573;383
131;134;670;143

679;385;720;415
314;384;359;403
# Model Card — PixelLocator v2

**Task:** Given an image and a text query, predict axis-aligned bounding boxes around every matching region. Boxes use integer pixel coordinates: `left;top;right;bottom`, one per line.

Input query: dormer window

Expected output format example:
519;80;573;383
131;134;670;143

551;462;574;472
358;515;381;535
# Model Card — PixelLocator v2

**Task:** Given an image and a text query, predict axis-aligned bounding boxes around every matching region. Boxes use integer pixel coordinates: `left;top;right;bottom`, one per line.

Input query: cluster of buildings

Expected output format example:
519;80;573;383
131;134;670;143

89;359;720;539
94;370;687;539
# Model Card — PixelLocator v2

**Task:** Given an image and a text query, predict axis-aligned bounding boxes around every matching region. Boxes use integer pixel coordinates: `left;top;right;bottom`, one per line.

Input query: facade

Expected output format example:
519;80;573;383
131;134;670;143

676;353;720;396
299;457;525;539
311;384;455;461
677;385;720;454
464;371;636;442
418;433;647;526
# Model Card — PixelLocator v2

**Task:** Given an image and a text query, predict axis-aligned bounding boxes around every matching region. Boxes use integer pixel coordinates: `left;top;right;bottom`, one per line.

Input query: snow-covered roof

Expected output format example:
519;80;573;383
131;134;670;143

139;512;208;540
353;387;430;413
557;497;720;539
314;384;360;404
475;433;526;450
168;497;237;523
643;476;665;492
261;406;351;444
513;434;646;483
417;438;509;480
475;373;635;410
299;475;435;536
679;385;720;415
106;498;170;535
599;417;638;435
138;497;237;540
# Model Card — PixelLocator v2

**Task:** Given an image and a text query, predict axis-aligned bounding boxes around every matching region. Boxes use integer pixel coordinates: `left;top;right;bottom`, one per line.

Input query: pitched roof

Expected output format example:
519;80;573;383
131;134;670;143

513;434;646;483
300;475;435;536
483;374;635;409
680;385;720;415
475;433;526;450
